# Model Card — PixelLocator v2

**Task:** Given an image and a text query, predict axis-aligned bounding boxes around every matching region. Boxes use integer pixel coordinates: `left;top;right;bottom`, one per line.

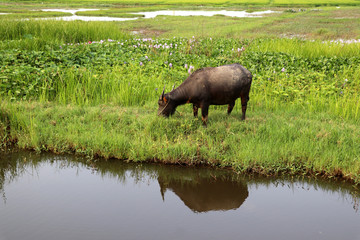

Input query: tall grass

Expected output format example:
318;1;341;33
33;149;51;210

4;0;360;6
2;101;360;183
1;32;359;121
249;38;360;58
38;63;359;121
273;0;360;6
0;19;130;50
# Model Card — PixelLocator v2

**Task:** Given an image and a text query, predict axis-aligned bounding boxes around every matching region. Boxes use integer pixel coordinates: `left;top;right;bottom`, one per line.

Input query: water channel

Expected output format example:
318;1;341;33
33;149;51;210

39;9;278;21
1;151;359;240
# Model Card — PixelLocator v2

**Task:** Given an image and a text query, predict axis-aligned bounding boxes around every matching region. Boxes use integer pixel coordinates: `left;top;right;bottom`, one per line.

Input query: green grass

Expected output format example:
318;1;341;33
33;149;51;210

273;0;360;6
1;101;360;183
248;38;360;58
0;10;72;19
112;7;360;40
1;4;360;40
76;10;144;18
1;36;359;119
3;0;360;7
1;4;360;184
0;19;130;50
1;34;360;183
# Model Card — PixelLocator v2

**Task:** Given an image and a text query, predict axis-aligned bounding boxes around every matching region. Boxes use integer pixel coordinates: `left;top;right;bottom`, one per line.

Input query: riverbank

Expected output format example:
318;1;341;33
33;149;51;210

1;101;360;184
1;5;360;184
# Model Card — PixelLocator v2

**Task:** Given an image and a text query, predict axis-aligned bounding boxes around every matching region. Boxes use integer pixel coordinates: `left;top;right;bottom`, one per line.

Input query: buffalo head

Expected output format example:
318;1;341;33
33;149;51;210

157;85;176;117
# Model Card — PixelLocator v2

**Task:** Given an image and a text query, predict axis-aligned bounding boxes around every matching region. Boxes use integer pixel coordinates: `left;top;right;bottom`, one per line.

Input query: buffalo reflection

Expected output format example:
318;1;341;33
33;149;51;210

3;152;359;213
158;172;248;213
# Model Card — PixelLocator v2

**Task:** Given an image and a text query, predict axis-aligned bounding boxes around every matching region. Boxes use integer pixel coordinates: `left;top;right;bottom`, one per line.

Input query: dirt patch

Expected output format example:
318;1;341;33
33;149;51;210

131;28;167;37
331;7;360;19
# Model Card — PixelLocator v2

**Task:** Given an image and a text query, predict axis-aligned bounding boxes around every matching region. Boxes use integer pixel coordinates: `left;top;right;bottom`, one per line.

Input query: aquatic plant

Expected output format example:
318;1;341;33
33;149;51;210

1;36;359;120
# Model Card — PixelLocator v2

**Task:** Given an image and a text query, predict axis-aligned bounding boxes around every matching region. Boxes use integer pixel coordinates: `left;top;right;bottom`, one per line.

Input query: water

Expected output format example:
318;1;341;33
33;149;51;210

134;10;276;18
1;151;360;240
38;9;278;21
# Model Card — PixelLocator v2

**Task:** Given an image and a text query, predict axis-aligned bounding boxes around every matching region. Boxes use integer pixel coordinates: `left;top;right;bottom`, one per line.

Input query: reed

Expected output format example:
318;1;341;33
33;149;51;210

249;38;360;58
0;19;130;50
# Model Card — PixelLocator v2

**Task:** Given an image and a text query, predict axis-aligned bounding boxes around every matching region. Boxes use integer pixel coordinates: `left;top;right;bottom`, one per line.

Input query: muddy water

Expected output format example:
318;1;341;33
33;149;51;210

0;151;360;240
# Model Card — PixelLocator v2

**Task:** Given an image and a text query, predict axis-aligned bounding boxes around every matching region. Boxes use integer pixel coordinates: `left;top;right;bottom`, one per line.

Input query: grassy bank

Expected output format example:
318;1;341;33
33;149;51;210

1;101;360;183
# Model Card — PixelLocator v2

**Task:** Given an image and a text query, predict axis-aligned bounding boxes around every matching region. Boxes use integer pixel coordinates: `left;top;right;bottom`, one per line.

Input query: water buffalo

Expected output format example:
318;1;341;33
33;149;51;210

158;63;252;125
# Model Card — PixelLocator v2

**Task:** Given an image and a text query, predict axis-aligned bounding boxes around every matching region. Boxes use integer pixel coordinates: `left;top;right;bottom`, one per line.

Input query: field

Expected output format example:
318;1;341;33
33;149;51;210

1;1;360;184
3;0;360;6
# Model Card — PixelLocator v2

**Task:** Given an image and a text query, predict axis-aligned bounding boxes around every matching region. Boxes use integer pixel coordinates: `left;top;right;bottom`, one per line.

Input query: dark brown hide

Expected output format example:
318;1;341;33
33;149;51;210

158;176;249;213
158;63;252;125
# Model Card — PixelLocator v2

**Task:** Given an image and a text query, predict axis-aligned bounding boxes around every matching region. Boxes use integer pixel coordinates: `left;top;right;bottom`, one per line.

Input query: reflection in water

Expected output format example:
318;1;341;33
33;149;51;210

1;150;360;240
1;150;360;212
1;151;360;211
158;172;248;212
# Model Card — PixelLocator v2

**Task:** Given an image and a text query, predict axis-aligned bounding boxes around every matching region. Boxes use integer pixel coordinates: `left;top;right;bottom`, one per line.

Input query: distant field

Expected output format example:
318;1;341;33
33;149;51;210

3;0;360;6
273;0;360;6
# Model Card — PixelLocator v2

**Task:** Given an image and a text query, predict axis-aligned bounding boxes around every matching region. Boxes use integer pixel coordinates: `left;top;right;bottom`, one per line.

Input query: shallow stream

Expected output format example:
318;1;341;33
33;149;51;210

1;151;359;240
39;9;278;21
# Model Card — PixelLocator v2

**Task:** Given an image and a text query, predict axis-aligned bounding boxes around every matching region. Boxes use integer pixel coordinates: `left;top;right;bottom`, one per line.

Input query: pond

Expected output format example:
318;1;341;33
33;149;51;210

1;151;360;240
39;9;279;21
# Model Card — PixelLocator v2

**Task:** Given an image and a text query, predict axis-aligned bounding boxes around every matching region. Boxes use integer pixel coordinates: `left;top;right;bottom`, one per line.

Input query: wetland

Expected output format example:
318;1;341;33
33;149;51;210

0;3;360;239
1;150;360;240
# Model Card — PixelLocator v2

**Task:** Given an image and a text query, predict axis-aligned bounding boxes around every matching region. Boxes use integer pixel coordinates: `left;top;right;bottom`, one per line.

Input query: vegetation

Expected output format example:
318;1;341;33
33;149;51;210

2;0;360;7
1;2;360;184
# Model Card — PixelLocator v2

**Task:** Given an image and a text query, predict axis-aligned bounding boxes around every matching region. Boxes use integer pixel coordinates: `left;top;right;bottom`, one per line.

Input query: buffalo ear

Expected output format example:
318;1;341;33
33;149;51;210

163;95;168;103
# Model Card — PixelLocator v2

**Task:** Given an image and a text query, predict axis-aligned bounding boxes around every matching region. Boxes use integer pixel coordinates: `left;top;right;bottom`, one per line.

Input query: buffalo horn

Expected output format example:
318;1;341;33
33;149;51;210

161;85;166;99
171;84;175;91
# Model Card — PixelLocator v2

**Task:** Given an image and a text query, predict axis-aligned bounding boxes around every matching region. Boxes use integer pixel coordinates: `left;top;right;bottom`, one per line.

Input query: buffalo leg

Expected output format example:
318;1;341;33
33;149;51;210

201;104;209;126
240;95;249;120
193;105;199;117
227;102;235;115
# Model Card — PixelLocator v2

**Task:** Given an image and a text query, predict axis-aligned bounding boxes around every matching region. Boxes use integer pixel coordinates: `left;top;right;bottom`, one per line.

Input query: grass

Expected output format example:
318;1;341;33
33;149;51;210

273;0;360;6
258;7;360;40
248;38;360;58
3;0;360;7
76;10;144;18
1;101;360;183
0;10;72;19
1;4;359;40
1;3;360;184
112;7;360;40
0;19;130;50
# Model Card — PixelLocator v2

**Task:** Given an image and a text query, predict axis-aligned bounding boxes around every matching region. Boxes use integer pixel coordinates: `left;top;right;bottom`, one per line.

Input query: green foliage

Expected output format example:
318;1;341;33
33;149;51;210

1;35;359;120
1;17;360;183
0;19;130;49
1;102;360;183
3;0;360;6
